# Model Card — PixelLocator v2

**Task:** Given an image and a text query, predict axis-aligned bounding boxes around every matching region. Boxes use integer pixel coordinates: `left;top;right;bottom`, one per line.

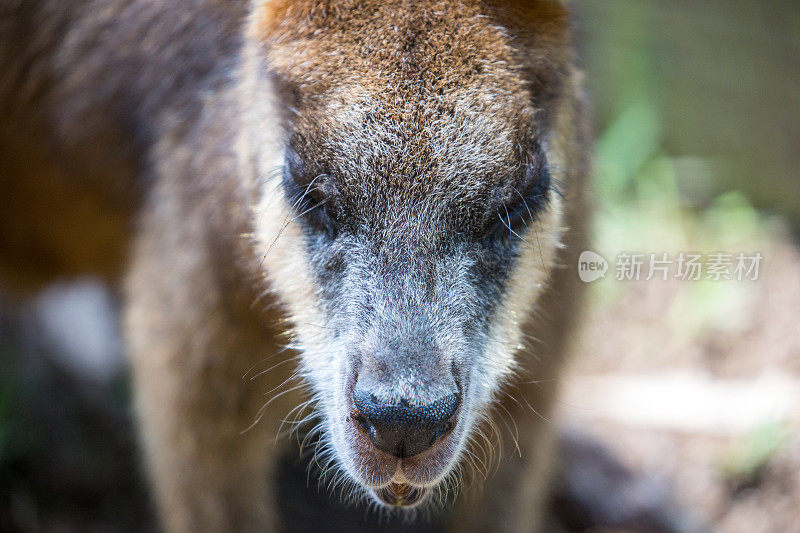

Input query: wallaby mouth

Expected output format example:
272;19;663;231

373;482;427;508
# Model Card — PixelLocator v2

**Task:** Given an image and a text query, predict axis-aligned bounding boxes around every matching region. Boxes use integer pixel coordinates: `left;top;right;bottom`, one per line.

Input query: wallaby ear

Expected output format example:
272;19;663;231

488;0;570;37
484;0;572;117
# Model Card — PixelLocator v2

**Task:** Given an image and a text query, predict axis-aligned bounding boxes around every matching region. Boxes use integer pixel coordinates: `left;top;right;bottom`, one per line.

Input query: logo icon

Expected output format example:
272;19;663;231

578;250;608;283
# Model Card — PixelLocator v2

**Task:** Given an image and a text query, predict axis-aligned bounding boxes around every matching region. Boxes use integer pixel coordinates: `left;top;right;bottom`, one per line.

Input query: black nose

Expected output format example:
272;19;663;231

352;390;461;458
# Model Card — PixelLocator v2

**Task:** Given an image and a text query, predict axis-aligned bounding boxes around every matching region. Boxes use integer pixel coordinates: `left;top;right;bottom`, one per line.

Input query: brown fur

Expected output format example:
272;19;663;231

0;0;589;530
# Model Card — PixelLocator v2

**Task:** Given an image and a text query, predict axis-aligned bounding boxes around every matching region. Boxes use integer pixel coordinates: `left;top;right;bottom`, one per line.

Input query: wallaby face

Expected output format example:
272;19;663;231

243;0;572;509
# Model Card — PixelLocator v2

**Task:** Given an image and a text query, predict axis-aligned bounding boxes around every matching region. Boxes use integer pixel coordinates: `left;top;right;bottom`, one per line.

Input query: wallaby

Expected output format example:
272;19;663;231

0;0;589;530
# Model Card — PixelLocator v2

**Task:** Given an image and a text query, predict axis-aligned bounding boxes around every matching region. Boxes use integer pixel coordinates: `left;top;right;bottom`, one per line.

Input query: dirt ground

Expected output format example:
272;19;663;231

561;238;800;532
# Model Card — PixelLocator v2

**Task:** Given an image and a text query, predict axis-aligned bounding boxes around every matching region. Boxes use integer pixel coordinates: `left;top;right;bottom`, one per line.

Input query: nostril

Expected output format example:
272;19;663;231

354;414;376;440
428;420;453;448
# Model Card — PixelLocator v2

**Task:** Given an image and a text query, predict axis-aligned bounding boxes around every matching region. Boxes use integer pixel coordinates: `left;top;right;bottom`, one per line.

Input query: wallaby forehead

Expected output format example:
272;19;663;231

256;0;525;84
254;0;570;98
256;0;548;203
295;89;529;202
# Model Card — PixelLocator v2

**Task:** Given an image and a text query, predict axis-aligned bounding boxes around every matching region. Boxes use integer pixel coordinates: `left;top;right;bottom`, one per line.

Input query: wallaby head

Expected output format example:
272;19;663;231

239;0;576;511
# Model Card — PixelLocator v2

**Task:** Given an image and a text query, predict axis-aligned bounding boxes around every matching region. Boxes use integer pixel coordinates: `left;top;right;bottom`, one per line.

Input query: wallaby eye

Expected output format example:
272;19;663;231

486;197;539;243
283;147;338;239
290;179;337;238
484;148;551;245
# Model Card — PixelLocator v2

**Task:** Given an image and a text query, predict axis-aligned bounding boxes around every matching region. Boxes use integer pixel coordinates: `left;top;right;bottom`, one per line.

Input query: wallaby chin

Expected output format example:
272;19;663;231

1;0;589;529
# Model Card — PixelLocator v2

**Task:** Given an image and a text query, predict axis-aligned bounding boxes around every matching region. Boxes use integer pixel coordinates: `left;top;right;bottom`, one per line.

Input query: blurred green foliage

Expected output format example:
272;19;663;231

573;0;798;337
719;420;791;488
576;0;800;228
